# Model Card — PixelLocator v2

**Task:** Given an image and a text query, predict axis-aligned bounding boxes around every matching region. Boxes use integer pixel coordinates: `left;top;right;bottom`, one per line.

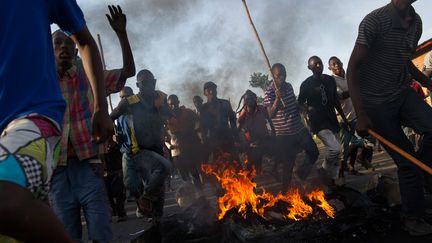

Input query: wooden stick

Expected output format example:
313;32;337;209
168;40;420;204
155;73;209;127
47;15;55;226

241;0;285;107
368;129;432;175
97;34;107;70
97;34;114;112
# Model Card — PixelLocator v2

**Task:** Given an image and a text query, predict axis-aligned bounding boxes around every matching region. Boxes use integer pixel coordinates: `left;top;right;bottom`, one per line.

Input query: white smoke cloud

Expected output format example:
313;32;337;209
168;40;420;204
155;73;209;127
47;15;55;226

73;0;431;108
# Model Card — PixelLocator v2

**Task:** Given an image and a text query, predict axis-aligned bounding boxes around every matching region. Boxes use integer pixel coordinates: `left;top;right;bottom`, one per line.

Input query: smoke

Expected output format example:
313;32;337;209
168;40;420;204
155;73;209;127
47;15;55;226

74;0;430;108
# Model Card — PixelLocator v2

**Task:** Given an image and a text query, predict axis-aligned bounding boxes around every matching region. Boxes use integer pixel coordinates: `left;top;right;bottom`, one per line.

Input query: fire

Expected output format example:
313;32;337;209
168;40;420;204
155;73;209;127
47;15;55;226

202;157;335;221
307;190;336;219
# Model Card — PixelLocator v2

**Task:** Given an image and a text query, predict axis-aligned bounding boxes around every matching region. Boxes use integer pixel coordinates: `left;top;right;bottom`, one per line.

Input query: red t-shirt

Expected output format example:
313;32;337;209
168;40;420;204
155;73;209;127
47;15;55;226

238;105;269;142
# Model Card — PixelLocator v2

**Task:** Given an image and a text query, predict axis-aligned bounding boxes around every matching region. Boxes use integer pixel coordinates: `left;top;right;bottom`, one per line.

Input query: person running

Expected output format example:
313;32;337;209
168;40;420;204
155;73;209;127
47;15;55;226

298;56;350;186
110;69;172;228
166;95;203;188
264;63;319;191
347;0;432;236
238;90;275;173
200;82;238;161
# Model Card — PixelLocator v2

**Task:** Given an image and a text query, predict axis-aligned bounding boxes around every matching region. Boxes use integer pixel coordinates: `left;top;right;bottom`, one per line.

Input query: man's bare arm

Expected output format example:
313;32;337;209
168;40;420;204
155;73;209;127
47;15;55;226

70;26;113;143
347;43;372;136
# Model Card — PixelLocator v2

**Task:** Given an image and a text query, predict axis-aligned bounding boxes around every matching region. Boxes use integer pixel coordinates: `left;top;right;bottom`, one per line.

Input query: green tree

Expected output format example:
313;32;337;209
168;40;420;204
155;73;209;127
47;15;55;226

248;72;271;105
249;72;271;92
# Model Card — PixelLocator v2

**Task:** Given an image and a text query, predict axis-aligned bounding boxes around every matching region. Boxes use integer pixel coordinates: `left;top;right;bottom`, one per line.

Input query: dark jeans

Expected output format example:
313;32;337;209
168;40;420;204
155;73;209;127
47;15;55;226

130;149;171;217
340;119;357;162
275;128;319;190
364;88;432;217
104;170;126;217
172;155;202;189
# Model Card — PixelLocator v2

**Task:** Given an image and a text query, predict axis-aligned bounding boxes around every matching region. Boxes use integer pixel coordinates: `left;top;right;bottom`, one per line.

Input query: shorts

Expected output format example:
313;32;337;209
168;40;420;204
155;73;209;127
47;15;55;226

0;115;61;199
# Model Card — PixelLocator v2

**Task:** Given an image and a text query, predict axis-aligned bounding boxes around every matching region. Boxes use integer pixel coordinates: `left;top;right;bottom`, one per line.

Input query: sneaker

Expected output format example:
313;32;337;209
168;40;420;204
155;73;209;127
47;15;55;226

402;216;432;236
136;208;144;218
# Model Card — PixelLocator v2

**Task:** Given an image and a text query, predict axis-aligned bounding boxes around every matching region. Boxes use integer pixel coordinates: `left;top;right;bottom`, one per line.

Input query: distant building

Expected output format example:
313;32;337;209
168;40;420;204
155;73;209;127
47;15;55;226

412;38;432;105
413;38;432;70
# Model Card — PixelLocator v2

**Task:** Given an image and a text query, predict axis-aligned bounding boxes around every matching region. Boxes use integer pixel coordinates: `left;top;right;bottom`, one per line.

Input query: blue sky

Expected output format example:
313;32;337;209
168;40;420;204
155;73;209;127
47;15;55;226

71;0;432;107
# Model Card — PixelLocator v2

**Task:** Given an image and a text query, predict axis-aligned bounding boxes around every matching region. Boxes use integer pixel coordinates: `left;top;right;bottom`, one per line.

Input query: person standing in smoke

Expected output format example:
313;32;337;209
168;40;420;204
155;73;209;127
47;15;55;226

298;56;349;186
110;69;172;228
238;90;275;173
200;81;238;161
166;95;203;189
193;95;204;116
264;63;319;191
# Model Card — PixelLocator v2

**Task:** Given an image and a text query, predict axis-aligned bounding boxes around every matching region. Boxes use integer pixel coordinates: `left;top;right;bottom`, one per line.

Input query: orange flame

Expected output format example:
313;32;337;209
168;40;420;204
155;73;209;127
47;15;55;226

202;158;335;221
307;189;336;219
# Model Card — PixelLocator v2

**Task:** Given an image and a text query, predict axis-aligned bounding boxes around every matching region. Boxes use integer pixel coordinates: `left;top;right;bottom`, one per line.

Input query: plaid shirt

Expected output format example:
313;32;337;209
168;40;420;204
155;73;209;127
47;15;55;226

58;62;122;165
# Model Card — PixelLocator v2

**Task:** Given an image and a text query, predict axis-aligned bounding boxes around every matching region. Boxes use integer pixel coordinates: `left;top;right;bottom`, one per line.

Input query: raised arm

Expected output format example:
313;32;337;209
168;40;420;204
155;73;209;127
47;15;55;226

70;26;113;143
106;5;135;82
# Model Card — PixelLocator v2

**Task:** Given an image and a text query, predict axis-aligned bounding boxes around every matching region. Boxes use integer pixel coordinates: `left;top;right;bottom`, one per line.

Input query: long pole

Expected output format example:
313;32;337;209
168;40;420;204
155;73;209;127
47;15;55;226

368;129;432;175
241;0;285;107
97;34;114;112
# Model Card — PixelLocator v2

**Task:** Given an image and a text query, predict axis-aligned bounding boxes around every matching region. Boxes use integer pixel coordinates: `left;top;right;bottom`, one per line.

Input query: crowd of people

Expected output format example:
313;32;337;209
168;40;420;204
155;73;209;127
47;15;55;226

2;0;432;242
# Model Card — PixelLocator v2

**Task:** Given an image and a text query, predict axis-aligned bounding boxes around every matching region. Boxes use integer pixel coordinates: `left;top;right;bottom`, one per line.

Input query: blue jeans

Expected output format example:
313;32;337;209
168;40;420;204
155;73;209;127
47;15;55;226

122;153;143;196
49;158;112;242
127;149;171;217
365;88;432;217
340;119;357;162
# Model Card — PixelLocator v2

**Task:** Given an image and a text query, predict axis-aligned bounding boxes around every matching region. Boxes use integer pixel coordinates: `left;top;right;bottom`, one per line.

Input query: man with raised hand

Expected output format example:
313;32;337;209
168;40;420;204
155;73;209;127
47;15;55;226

49;5;135;242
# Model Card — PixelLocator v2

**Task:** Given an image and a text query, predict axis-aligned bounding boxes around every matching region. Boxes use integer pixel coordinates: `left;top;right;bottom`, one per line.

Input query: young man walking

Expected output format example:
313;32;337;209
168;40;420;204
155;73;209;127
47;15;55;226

298;56;349;185
264;63;319;191
347;0;432;236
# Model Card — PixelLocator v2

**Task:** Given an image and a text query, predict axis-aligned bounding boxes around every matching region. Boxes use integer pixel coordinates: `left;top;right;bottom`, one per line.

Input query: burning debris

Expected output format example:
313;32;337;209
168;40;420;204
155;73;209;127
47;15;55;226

201;154;335;222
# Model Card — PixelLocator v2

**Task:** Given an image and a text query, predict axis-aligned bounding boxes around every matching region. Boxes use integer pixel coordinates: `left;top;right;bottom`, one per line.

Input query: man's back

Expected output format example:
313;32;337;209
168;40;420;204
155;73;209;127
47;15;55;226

0;0;85;131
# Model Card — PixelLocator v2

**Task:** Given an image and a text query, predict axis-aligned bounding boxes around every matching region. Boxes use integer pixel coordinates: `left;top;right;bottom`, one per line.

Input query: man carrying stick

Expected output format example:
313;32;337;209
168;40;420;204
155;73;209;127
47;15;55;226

264;63;319;191
347;0;432;236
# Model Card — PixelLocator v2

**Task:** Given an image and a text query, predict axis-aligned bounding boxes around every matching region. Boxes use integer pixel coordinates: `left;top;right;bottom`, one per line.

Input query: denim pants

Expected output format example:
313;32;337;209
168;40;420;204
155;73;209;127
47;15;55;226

127;149;171;216
122;153;143;197
49;158;112;242
317;129;342;180
340;120;357;162
275;128;319;190
365;88;432;217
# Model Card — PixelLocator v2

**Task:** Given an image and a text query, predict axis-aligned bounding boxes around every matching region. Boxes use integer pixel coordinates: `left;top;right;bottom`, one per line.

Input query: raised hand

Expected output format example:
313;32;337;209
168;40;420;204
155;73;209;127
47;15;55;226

106;5;126;34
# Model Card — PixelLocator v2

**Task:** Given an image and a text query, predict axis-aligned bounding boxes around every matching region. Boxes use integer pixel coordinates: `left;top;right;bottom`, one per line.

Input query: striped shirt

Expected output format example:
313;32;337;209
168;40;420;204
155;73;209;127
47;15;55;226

58;62;122;165
356;3;422;105
264;82;304;136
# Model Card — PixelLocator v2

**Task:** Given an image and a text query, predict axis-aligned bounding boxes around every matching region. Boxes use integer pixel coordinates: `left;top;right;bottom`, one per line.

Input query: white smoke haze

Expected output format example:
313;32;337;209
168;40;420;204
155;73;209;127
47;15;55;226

74;0;432;108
